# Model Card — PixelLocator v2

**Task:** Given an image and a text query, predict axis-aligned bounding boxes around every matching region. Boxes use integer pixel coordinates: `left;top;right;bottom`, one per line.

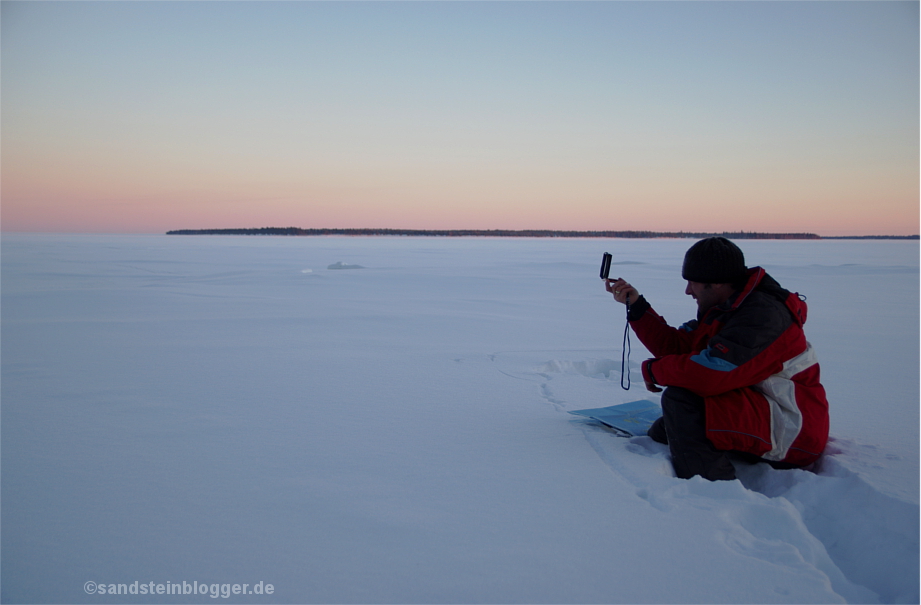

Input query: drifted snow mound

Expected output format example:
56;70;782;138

327;261;364;270
737;439;919;604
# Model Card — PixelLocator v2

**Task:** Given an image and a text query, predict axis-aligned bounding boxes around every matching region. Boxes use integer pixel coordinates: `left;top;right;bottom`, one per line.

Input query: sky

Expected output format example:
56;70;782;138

1;1;918;236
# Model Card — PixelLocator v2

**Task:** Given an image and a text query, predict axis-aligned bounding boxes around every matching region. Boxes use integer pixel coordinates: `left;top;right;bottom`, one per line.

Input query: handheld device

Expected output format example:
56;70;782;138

599;251;632;390
600;252;612;280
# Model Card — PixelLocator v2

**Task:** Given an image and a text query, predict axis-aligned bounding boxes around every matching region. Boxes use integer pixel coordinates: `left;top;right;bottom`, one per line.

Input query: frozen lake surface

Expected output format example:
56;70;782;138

2;234;918;603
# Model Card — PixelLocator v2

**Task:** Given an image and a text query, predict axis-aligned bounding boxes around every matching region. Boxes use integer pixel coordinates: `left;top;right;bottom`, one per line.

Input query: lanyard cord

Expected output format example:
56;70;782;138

621;294;631;390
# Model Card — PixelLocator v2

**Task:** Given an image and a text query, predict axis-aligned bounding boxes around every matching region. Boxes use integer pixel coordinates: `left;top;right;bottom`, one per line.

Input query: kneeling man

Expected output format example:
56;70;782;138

606;237;829;481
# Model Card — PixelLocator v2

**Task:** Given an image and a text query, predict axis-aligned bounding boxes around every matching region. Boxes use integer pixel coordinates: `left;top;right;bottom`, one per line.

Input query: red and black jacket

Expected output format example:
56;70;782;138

629;267;829;466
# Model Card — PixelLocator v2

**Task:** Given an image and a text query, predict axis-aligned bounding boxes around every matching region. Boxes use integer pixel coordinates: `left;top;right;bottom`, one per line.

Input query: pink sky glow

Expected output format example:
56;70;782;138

2;2;917;236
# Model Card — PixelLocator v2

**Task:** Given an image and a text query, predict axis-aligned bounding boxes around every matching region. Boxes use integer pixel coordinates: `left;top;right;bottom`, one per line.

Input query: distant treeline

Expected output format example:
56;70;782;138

167;227;831;239
821;235;919;240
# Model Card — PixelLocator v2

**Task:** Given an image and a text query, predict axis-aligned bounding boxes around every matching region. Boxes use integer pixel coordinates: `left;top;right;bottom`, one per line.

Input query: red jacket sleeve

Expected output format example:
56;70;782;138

628;297;708;357
631;292;803;398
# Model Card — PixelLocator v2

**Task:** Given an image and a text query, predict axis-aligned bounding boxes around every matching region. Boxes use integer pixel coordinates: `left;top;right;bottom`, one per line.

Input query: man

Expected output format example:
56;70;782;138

605;237;829;481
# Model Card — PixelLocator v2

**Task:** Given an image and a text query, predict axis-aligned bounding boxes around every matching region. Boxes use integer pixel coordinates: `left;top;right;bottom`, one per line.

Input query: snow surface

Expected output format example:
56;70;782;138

1;234;918;604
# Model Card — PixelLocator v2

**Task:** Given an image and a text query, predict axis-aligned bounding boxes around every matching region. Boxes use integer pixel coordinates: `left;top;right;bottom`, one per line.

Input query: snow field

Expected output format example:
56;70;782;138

1;234;917;604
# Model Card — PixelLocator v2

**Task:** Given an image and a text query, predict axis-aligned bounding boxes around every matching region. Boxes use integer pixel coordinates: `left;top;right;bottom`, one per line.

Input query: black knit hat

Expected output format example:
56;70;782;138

681;237;747;284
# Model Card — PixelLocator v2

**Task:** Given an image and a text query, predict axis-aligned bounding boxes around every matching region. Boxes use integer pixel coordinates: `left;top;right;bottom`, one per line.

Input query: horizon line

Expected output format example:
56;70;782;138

163;227;920;240
2;228;918;240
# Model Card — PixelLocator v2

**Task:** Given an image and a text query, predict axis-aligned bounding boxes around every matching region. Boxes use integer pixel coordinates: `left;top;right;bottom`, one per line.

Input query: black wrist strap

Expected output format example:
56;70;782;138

621;295;631;390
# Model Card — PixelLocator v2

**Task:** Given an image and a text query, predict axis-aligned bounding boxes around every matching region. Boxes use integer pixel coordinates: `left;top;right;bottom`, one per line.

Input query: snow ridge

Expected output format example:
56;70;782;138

738;443;919;604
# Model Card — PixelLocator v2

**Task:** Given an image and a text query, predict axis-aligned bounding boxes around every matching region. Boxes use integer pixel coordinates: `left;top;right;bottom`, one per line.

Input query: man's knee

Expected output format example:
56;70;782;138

660;387;706;434
661;386;704;411
659;387;736;481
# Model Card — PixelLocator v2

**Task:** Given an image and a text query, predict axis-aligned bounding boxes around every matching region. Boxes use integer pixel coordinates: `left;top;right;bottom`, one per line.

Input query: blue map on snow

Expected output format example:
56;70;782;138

568;400;662;436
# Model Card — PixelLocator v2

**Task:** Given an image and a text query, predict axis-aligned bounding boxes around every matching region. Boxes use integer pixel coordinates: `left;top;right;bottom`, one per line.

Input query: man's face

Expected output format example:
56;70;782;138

685;281;729;315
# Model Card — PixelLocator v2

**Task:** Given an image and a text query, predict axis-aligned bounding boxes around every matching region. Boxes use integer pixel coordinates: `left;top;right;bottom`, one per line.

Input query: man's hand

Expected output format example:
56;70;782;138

605;278;639;305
